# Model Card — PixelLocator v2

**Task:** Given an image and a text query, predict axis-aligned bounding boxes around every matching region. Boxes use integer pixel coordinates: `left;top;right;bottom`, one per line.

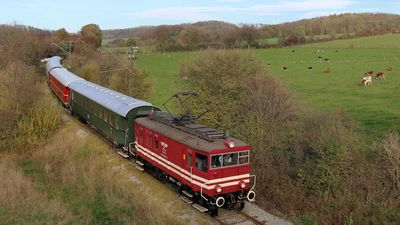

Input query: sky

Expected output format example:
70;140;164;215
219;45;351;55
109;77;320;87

1;0;400;33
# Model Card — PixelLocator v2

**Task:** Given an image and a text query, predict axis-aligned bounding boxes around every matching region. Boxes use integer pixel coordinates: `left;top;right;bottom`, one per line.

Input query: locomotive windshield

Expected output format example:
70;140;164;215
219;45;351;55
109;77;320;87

211;150;249;169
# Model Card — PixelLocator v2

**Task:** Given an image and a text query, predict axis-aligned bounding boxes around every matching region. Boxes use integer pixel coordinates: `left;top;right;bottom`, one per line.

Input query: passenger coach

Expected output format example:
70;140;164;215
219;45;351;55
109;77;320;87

46;56;84;107
68;80;161;155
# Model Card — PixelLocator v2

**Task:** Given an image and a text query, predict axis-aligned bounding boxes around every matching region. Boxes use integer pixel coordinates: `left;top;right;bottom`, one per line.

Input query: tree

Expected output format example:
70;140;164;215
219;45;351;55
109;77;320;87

238;24;260;49
74;24;102;55
125;37;138;47
55;28;70;41
179;27;201;50
0;24;41;145
155;26;173;51
0;24;40;115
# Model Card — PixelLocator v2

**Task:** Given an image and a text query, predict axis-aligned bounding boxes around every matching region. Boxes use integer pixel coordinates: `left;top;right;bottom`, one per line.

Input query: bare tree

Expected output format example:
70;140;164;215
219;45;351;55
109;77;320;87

0;24;39;115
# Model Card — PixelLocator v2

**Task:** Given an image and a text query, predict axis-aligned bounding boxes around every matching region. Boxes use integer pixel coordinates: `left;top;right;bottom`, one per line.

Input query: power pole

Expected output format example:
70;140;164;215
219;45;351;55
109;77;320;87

130;46;133;96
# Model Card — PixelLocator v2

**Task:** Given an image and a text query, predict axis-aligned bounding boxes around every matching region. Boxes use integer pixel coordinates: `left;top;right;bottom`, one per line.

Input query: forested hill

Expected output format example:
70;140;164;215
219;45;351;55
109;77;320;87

102;12;400;46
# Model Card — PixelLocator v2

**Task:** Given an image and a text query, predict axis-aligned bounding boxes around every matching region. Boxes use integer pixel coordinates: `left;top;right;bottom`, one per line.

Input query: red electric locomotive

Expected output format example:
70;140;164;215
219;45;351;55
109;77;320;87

131;93;256;216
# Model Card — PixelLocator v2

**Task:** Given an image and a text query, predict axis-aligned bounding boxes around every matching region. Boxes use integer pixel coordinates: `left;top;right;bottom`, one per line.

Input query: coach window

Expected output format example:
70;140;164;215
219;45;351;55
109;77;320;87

139;128;143;142
104;111;108;122
115;117;119;129
110;114;114;126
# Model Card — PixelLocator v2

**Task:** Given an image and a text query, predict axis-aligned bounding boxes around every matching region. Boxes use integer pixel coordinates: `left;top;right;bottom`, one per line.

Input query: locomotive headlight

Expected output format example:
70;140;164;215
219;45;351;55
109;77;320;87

239;180;246;189
214;184;222;193
224;139;235;148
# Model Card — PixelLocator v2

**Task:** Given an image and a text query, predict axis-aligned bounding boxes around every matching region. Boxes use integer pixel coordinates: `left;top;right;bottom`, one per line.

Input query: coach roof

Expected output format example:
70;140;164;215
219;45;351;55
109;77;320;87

50;68;84;87
46;56;63;74
69;80;160;117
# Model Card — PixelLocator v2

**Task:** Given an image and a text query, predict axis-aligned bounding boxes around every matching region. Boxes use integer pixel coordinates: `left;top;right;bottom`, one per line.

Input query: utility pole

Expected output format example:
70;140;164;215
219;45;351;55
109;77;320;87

130;46;133;96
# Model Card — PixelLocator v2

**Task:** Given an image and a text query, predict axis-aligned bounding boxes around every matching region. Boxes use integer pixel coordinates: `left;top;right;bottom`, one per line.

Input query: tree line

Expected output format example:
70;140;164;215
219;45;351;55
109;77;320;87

102;12;400;51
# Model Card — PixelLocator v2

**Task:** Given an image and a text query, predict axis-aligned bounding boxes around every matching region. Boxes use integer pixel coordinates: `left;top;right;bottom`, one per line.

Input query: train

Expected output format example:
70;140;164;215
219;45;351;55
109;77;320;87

45;56;256;217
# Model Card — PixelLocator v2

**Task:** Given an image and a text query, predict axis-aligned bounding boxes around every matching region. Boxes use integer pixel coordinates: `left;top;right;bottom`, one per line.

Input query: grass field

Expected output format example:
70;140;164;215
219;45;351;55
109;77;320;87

133;33;400;139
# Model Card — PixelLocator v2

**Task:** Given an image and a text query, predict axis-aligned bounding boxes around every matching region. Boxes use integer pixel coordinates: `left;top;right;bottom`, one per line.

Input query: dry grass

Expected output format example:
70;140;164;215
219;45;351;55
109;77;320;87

1;110;211;224
0;157;72;224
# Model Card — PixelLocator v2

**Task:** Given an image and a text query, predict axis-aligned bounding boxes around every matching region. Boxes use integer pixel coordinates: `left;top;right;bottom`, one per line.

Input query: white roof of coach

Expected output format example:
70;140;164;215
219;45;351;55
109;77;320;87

68;80;158;117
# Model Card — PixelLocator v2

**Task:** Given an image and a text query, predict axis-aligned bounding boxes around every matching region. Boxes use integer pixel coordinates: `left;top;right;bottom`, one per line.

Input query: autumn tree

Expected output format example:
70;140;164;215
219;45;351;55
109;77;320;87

74;24;102;56
155;26;173;51
238;24;260;49
179;27;202;50
55;28;70;41
0;24;41;146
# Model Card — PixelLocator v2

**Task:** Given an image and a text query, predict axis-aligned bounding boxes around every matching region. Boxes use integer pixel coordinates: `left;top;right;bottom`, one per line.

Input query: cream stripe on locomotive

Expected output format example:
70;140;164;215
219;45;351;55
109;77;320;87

135;144;250;190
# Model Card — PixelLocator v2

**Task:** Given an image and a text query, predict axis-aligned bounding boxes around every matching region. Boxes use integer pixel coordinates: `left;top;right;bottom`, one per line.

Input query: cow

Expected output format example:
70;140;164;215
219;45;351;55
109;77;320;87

361;76;372;86
387;67;393;71
307;66;313;70
376;72;385;80
282;67;287;70
365;70;374;75
324;68;330;73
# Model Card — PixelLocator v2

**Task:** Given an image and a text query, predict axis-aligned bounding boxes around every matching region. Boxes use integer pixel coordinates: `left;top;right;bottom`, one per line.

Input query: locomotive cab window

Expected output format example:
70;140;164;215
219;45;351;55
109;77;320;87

196;154;207;172
211;151;248;169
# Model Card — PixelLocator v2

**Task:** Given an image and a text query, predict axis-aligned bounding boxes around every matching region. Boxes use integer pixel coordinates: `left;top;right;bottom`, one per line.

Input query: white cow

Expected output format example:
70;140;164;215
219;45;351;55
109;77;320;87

361;76;372;86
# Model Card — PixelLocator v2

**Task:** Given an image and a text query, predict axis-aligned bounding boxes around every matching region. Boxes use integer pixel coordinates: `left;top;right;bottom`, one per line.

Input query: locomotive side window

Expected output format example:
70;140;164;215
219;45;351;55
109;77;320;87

188;153;192;166
196;154;207;172
149;133;152;147
154;135;159;149
145;130;149;145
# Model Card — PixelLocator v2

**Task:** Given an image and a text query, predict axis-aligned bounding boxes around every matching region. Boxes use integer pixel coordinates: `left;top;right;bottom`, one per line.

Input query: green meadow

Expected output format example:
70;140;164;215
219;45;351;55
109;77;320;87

133;33;400;139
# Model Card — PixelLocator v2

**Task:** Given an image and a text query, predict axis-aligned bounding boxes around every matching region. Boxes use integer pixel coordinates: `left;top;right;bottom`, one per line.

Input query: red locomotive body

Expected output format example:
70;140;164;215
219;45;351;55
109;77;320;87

133;111;255;216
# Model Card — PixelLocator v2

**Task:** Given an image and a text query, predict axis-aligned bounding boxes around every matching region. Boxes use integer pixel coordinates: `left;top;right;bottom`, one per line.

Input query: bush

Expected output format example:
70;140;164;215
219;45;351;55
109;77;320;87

16;95;62;152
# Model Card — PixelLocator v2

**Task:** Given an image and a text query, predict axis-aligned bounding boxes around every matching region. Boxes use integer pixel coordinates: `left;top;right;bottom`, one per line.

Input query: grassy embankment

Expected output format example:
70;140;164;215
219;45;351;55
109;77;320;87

0;92;210;224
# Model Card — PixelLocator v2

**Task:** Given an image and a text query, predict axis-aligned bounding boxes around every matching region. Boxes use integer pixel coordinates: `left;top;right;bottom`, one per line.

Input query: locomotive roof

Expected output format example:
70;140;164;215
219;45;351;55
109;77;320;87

136;112;249;153
69;80;160;117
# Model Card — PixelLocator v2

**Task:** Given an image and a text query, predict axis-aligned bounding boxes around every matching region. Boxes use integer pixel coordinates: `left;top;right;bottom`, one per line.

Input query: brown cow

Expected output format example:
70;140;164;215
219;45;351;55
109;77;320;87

324;68;330;73
376;72;385;80
365;70;374;75
387;67;393;71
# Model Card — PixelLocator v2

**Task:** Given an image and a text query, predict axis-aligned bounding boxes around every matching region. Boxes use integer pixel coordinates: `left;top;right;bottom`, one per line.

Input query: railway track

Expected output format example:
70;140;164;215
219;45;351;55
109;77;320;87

212;203;293;225
213;208;265;225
